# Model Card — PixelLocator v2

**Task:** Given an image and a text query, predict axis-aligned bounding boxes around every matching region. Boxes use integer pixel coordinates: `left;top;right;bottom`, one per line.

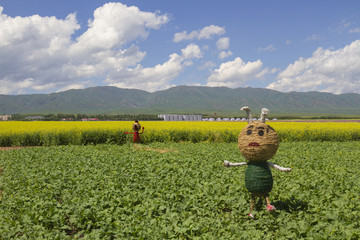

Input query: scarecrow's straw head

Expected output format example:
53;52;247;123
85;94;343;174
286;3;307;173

238;107;278;162
132;121;141;132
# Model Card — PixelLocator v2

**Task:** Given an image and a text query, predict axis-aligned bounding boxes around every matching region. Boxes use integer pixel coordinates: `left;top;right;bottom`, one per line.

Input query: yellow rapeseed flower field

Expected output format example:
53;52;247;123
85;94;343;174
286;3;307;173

0;120;359;146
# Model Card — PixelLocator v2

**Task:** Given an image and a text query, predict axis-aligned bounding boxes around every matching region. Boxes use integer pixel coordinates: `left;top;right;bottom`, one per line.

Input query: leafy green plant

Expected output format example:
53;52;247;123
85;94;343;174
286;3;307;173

0;142;359;239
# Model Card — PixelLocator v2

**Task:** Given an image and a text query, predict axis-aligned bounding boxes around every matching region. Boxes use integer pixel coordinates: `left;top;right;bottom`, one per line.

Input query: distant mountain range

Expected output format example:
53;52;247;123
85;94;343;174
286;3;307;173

1;86;359;116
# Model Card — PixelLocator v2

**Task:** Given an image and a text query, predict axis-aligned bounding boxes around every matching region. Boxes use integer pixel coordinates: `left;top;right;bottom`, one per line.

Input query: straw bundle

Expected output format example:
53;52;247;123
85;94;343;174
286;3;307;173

238;121;279;162
132;122;141;132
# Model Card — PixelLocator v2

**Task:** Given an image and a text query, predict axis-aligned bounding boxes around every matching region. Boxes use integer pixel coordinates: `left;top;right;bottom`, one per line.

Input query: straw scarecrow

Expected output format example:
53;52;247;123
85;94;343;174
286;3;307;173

125;120;144;143
223;106;291;218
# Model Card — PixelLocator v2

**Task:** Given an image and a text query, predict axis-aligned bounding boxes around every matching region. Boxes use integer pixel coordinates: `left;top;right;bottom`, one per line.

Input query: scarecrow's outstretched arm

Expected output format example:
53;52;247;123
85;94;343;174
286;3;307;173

223;160;247;167
268;162;292;172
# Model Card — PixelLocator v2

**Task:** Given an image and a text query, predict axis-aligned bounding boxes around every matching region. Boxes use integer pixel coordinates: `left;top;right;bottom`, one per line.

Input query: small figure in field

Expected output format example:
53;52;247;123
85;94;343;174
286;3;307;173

223;106;291;218
125;120;144;143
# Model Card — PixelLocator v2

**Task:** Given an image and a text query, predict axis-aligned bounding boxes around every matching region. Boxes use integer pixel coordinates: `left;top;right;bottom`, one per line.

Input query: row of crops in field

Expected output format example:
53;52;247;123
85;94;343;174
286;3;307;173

1;121;360;146
1;142;359;239
1;121;359;239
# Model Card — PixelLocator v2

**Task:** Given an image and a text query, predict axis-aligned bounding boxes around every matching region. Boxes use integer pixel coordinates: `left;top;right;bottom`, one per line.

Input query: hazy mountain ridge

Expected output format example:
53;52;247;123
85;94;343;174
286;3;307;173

0;86;359;116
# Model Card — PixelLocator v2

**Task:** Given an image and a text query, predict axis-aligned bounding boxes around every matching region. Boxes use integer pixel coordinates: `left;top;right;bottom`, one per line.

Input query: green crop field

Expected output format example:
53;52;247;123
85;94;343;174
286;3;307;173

1;141;359;239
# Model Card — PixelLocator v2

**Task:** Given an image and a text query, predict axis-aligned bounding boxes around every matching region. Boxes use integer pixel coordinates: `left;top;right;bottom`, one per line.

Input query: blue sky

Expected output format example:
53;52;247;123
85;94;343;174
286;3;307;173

1;0;360;95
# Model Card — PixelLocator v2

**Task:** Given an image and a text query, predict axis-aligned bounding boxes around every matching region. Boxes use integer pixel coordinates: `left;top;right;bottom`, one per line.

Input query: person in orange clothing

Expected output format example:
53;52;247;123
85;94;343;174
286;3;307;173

125;120;144;143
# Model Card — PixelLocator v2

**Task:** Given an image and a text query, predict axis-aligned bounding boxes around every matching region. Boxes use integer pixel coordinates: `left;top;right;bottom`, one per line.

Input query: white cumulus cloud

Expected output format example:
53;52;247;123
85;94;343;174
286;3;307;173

105;43;203;92
257;44;276;53
71;3;168;55
173;25;225;42
216;38;232;59
216;37;230;50
267;39;360;94
207;57;276;88
218;51;233;59
0;3;169;94
56;83;87;92
181;43;203;59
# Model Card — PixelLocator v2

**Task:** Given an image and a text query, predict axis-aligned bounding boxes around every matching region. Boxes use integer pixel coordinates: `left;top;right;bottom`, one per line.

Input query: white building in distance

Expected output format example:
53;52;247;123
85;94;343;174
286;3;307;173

158;114;202;121
0;115;11;121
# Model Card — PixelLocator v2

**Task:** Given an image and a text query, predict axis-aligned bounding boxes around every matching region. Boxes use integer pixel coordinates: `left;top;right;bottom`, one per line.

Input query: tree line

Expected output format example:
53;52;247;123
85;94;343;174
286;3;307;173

10;113;163;121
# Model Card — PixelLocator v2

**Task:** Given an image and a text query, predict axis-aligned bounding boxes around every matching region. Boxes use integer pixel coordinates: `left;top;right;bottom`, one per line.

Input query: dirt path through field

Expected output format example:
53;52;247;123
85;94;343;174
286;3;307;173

133;144;178;153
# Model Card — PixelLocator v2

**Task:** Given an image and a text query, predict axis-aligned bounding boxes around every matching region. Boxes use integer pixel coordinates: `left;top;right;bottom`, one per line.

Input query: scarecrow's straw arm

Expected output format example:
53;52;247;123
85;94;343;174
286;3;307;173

223;160;247;167
268;162;292;172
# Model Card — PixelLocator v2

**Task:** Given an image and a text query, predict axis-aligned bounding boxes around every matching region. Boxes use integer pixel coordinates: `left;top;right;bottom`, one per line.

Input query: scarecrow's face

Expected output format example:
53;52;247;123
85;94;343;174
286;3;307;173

238;122;279;162
132;122;141;132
